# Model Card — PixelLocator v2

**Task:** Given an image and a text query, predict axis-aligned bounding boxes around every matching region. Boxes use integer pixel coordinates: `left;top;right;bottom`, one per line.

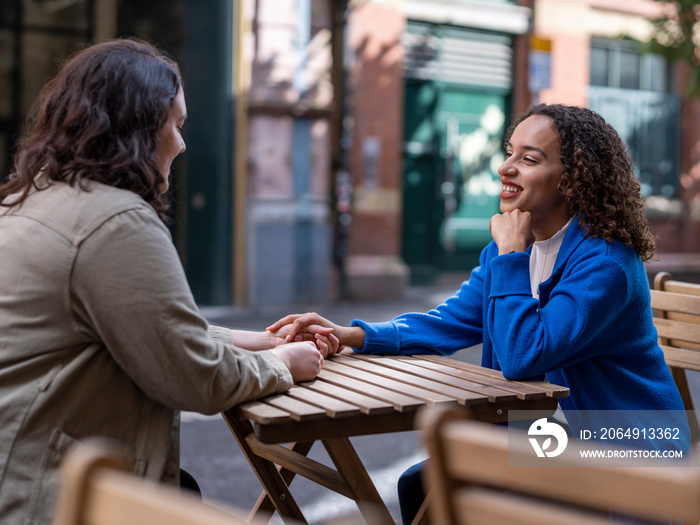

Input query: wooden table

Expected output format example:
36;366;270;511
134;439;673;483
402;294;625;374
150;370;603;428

221;352;569;525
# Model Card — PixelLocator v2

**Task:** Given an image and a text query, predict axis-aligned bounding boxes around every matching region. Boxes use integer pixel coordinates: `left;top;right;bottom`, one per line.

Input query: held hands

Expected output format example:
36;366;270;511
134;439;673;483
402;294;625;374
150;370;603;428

267;312;362;355
267;321;342;358
489;210;536;255
228;326;333;382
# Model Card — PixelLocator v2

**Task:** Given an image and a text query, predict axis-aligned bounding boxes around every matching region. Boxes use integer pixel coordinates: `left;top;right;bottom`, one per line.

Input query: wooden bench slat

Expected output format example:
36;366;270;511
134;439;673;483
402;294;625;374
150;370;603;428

664;280;700;295
653;317;700;347
650;289;700;315
661;345;700;372
85;468;252;525
653;272;700;445
456;487;612;525
421;405;700;525
442;419;700;523
333;355;490;405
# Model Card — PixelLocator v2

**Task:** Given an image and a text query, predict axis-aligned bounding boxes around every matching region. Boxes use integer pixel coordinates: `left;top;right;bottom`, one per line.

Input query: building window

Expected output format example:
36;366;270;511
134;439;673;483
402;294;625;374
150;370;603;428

0;0;93;180
589;37;678;199
590;37;671;93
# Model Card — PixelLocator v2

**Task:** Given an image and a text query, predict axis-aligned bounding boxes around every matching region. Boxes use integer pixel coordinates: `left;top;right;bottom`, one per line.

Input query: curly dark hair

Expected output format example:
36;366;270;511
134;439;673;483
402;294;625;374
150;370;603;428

507;103;656;261
0;38;182;222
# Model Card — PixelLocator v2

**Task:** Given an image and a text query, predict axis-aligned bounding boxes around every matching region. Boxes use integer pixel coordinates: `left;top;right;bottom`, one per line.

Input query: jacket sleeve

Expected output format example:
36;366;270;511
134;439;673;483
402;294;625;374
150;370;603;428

487;249;630;380
352;252;488;356
69;205;293;414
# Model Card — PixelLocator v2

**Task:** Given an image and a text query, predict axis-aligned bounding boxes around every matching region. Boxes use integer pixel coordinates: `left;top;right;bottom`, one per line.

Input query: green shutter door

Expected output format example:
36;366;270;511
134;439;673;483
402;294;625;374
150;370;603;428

402;23;512;283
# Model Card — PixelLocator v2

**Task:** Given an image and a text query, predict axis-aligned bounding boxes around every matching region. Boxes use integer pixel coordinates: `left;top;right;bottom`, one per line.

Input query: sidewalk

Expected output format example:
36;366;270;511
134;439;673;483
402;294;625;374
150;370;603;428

201;252;700;333
199;273;469;333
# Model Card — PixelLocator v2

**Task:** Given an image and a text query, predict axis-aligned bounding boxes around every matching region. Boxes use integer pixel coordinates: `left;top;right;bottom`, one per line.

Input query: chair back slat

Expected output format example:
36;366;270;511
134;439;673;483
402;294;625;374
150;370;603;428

661;345;700;371
442;422;700;522
420;406;700;525
455;487;612;525
652;317;700;350
53;439;273;525
651;272;700;443
651;289;700;317
664;278;700;296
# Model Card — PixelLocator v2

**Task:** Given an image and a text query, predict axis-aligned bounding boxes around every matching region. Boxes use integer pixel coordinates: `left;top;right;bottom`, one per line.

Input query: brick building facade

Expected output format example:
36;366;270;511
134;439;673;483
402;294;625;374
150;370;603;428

3;0;699;306
330;0;700;301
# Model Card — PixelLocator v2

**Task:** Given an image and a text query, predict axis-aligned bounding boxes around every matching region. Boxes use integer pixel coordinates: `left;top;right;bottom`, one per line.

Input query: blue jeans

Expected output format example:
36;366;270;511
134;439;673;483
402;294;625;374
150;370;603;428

397;460;427;525
180;468;201;498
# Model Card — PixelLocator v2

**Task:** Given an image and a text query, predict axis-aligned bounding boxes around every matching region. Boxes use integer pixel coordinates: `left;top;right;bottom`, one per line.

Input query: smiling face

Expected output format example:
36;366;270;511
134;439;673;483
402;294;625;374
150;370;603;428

154;88;187;193
498;115;571;241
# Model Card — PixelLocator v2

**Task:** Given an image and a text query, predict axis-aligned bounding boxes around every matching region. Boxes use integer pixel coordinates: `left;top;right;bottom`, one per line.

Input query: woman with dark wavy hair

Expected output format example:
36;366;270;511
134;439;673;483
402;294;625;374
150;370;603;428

0;39;332;524
3;38;177;219
268;103;688;524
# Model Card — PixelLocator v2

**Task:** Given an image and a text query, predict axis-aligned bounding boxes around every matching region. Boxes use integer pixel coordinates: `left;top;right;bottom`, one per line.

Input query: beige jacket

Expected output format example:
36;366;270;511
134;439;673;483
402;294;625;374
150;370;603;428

0;178;293;524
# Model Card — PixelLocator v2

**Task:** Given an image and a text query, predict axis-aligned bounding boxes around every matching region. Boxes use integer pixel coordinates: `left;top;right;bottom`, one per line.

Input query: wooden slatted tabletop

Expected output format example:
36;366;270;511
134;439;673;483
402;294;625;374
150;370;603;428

231;353;568;444
220;353;569;525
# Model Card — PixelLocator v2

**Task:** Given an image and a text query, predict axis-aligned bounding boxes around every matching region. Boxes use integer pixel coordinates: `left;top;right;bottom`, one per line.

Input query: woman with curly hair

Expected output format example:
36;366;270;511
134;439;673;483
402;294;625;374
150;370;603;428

0;39;333;524
268;103;688;524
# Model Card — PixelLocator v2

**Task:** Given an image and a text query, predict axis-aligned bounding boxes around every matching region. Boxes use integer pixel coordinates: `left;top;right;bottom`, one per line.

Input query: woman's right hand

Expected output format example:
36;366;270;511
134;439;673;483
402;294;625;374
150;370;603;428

271;341;324;382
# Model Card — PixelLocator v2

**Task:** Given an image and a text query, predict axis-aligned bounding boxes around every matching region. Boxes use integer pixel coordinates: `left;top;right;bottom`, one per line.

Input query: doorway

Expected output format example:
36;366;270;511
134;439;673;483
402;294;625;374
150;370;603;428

401;23;513;284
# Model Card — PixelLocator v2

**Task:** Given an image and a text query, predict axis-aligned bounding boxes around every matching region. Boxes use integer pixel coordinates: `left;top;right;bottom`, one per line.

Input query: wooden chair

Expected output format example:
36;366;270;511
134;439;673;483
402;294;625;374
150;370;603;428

53;438;266;525
651;271;700;442
419;406;700;525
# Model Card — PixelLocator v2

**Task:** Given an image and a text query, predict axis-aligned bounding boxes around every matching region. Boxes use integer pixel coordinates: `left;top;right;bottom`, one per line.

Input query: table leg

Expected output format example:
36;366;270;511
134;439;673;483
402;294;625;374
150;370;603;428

250;441;314;519
322;437;395;525
221;410;307;524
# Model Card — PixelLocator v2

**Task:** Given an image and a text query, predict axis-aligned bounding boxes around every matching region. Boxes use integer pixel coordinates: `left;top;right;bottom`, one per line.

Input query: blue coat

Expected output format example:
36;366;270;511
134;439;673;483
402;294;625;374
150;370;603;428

352;216;688;453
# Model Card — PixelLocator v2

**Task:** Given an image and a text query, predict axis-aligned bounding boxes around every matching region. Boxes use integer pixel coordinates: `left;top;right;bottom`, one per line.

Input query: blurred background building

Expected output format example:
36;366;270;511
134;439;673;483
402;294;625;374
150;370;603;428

1;0;699;307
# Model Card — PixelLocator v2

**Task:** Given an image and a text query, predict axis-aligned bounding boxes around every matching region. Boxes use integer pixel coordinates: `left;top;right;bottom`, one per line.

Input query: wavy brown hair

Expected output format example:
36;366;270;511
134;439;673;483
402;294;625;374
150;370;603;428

507;103;656;261
1;38;182;222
